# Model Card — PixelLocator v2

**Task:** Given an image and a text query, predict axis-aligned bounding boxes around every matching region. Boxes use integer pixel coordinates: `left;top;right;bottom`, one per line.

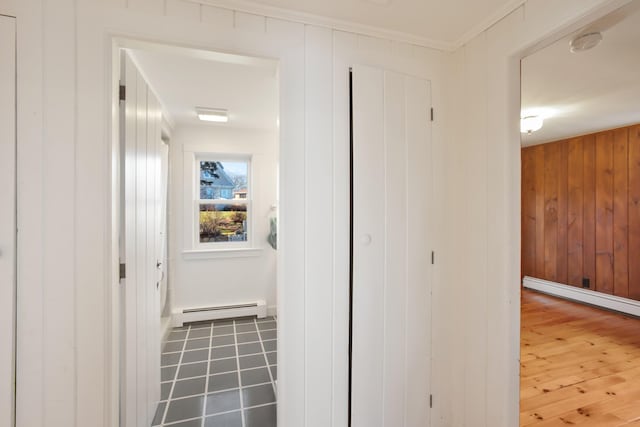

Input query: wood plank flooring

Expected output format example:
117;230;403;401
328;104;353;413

521;289;640;426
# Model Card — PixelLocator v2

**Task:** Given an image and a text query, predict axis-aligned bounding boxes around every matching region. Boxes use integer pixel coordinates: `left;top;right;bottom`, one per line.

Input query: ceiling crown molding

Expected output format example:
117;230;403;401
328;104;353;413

187;0;526;51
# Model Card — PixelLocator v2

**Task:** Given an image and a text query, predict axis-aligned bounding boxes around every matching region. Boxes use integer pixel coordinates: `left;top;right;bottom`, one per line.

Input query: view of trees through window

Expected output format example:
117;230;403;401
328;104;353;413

199;160;249;243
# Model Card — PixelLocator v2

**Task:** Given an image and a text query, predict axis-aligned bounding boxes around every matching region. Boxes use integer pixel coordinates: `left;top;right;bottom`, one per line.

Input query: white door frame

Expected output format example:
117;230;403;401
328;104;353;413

108;35;297;425
0;14;16;427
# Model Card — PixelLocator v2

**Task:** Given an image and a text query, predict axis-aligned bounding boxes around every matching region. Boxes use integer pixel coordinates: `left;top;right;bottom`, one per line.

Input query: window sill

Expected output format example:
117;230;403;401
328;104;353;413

182;248;263;260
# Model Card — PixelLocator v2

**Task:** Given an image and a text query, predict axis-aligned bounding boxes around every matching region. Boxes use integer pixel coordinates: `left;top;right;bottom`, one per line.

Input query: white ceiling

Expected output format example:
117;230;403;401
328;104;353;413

129;47;279;130
521;3;640;146
214;0;522;48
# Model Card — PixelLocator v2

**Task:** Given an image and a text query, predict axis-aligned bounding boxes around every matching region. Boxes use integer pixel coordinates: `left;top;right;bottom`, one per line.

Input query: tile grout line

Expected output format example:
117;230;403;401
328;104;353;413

254;318;277;396
161;324;191;425
201;323;214;427
233;320;247;427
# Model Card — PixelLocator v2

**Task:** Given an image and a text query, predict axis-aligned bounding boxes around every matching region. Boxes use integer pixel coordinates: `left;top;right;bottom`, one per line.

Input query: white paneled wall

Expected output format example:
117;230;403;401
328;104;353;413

8;0;627;426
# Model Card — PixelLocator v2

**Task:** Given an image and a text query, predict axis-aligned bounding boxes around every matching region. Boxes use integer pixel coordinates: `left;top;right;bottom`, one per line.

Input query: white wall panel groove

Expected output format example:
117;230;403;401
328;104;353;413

0;15;16;427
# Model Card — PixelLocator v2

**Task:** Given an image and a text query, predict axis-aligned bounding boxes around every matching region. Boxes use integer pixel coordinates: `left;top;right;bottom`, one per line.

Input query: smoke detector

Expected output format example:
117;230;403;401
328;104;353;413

570;32;603;53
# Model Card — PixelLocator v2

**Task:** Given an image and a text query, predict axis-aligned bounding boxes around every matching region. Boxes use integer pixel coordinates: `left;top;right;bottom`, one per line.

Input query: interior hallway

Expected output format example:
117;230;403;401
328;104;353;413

520;290;640;426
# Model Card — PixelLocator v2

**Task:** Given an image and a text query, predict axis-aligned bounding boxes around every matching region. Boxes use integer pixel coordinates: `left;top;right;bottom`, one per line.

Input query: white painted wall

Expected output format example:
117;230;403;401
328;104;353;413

433;1;633;426
9;0;630;426
169;125;278;313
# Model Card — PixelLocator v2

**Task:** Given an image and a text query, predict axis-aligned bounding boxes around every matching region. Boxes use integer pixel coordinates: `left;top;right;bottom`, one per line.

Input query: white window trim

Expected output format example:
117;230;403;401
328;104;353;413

183;151;259;257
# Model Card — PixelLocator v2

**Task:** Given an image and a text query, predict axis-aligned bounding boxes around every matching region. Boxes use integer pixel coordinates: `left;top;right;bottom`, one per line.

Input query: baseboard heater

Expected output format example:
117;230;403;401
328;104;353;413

523;276;640;318
172;300;267;327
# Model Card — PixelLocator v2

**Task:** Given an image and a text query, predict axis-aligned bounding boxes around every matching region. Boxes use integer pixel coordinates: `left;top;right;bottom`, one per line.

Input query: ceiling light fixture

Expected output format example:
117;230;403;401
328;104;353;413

521;116;544;134
569;32;603;53
196;107;228;123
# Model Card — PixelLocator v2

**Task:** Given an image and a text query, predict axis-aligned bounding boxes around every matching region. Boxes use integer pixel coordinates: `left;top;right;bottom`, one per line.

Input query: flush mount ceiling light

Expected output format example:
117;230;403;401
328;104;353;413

196;107;228;123
521;116;544;134
570;32;603;53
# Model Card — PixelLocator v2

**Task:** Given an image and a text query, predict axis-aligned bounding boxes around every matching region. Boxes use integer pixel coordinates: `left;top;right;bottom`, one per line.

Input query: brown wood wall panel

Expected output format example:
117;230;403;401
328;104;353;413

522;148;537;278
535;145;545;278
629;125;640;300
583;134;596;290
522;123;640;302
557;142;569;284
567;138;584;287
544;143;560;281
613;128;629;298
595;131;614;294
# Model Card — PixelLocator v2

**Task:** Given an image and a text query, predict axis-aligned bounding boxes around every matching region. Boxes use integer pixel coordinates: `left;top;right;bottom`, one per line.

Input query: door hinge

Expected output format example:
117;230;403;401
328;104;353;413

431;251;435;265
119;263;126;280
119;84;126;102
430;394;433;408
430;107;434;122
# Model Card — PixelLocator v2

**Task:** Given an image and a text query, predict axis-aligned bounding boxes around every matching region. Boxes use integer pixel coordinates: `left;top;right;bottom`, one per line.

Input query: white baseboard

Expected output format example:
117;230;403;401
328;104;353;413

523;276;640;317
172;300;267;327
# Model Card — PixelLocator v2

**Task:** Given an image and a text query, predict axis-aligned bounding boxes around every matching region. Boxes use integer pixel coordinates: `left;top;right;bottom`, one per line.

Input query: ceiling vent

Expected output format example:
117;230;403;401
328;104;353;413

569;32;603;53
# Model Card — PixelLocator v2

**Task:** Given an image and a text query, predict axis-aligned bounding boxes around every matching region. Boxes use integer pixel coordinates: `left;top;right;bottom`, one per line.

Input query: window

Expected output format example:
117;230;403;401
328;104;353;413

197;158;250;246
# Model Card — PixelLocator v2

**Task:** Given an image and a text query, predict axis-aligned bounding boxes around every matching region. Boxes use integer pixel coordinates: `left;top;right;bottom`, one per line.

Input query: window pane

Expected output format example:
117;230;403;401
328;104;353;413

199;204;248;243
200;160;248;200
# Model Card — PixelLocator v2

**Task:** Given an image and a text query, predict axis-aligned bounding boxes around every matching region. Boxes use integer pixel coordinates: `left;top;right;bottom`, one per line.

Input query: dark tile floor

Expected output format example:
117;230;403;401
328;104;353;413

153;316;277;427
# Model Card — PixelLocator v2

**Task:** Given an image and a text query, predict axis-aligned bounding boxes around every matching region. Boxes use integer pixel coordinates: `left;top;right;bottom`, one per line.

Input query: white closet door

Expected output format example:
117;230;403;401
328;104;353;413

121;52;162;427
351;65;433;427
0;15;16;427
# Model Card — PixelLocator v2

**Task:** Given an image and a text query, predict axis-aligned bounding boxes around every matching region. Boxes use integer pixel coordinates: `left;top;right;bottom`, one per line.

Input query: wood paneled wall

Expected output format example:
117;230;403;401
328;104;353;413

521;124;640;300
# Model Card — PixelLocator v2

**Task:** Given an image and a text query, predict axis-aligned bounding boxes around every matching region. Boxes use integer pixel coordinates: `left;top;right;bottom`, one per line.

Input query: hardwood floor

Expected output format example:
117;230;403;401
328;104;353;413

521;289;640;426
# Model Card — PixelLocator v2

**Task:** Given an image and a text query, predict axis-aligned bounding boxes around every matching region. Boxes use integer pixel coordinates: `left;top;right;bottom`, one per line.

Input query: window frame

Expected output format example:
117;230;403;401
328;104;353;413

194;154;253;250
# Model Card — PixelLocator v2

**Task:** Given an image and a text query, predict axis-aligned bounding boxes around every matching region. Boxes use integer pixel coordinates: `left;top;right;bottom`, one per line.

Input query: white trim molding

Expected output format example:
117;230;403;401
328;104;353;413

523;276;640;318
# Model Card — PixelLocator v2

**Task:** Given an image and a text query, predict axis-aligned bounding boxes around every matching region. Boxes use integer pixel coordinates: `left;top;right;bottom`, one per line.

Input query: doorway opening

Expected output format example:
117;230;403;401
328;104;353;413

114;40;280;427
519;3;640;424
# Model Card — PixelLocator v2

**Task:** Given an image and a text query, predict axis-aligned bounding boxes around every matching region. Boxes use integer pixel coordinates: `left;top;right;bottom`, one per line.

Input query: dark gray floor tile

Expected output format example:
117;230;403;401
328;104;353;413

162;352;182;366
189;320;214;329
233;317;256;325
188;328;211;339
211;345;236;360
237;342;262;356
182;349;209;364
242;383;275;407
245;403;276;427
256;316;275;322
236;332;259;344
208;372;239;393
172;377;207;398
259;330;277;341
257;321;277;331
168;330;188;341
270;365;277;380
262;340;276;352
166;418;203;427
240;367;271;387
210;358;237;374
163;341;184;353
205;389;241;415
266;352;276;365
212;326;234;336
205;410;242;427
178;362;208;379
185;338;210;350
152;401;166;425
161;382;172;400
213;318;234;326
235;323;256;333
173;326;190;331
165;395;205;423
212;335;235;347
239;354;266;370
162;366;178;382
